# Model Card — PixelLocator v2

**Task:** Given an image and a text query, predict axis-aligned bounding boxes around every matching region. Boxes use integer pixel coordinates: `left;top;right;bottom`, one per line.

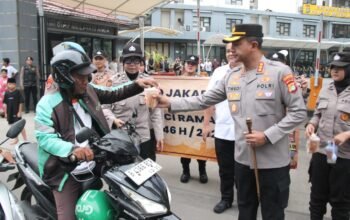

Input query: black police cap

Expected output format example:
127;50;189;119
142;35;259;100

93;50;106;59
185;55;199;64
223;24;264;43
121;42;143;60
330;52;350;67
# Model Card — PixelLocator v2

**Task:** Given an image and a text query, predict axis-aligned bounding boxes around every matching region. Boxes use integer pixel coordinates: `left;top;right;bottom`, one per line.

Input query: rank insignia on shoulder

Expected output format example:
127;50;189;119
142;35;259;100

340;113;350;122
257;62;264;74
283;73;298;93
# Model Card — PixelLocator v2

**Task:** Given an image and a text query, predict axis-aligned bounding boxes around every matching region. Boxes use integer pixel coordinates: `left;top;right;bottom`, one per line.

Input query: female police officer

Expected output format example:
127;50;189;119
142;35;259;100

305;52;350;220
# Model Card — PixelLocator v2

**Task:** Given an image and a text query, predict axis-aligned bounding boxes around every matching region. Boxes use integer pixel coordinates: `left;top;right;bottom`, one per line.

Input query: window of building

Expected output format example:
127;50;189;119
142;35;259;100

333;0;349;8
333;24;350;38
226;18;243;33
193;16;211;32
303;25;316;38
303;0;316;4
230;0;243;5
276;22;291;36
297;51;315;63
161;10;170;28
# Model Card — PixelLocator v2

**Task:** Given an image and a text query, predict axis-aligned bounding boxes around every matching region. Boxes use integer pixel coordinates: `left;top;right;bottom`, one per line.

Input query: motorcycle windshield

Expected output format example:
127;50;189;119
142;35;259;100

100;130;138;156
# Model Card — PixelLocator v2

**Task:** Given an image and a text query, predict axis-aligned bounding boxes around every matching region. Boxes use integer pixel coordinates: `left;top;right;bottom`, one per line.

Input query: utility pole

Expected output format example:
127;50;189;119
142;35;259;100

139;16;145;57
197;0;200;75
314;14;323;86
38;0;47;96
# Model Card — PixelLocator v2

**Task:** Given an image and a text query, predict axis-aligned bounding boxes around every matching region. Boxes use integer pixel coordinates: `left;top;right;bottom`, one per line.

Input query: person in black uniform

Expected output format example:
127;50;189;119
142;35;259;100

19;56;40;113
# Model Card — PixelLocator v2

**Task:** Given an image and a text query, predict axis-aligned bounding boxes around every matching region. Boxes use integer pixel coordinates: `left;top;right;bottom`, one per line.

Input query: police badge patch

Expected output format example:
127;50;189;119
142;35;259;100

282;74;298;93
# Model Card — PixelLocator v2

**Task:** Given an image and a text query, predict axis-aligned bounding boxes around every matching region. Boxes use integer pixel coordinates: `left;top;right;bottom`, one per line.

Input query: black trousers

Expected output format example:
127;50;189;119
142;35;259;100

215;138;235;204
24;86;37;112
235;162;290;220
181;158;206;173
309;153;350;220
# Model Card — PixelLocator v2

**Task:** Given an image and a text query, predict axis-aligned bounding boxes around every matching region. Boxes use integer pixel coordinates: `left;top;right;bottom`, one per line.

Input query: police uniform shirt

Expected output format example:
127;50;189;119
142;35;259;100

309;83;350;159
207;64;236;141
92;69;115;87
103;72;164;143
170;56;307;169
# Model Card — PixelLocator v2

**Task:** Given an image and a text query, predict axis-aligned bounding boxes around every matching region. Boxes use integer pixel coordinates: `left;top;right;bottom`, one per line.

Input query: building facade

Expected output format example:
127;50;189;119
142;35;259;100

141;0;350;76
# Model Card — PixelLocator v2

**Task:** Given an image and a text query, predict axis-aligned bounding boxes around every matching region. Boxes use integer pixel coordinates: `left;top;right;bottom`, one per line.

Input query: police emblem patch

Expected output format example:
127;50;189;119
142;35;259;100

283;74;298;93
129;46;136;52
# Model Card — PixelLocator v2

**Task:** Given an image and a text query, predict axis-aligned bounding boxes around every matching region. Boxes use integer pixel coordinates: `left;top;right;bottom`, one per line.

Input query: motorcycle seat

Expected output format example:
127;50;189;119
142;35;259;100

20;143;40;175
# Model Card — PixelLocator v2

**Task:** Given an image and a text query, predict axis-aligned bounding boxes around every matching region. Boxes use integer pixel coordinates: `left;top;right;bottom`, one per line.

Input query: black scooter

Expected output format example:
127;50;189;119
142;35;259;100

11;124;180;220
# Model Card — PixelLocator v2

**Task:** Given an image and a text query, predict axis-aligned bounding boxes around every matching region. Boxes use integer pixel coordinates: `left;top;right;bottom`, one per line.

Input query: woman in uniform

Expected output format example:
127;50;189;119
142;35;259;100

305;52;350;220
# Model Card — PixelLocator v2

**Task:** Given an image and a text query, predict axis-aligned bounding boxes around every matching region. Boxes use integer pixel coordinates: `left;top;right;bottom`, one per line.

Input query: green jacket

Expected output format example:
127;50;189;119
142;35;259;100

35;81;143;191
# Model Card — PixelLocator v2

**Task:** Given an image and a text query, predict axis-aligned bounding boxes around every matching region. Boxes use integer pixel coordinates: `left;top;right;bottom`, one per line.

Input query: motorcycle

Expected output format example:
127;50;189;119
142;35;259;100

11;122;180;220
0;119;26;220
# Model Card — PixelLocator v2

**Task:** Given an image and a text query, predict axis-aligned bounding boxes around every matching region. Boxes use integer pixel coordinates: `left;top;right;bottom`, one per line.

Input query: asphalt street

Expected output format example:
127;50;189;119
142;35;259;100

0;112;332;220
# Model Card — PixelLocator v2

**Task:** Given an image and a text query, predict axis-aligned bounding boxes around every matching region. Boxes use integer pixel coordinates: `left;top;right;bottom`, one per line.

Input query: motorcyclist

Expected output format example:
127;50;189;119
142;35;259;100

35;42;158;220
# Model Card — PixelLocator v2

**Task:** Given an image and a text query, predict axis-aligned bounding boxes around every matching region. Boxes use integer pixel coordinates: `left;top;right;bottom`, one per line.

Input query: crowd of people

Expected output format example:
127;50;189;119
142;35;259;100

1;23;350;220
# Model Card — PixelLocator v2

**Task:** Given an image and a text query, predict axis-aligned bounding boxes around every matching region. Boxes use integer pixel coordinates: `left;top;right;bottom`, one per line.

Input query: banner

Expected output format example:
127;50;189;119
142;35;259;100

302;4;350;19
154;76;217;161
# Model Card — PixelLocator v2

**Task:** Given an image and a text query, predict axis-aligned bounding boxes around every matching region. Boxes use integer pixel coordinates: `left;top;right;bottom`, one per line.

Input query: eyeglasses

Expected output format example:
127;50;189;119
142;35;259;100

124;58;141;65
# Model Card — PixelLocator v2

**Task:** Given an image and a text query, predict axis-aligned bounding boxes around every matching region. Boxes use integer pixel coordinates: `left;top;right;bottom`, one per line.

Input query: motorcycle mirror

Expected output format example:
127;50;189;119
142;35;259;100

76;127;96;143
6;119;26;139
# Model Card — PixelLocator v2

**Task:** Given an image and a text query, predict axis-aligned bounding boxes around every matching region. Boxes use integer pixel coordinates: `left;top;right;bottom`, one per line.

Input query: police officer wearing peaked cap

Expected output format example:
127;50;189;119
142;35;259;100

306;52;350;220
185;55;199;63
156;23;307;220
179;54;208;184
102;42;164;162
91;49;115;87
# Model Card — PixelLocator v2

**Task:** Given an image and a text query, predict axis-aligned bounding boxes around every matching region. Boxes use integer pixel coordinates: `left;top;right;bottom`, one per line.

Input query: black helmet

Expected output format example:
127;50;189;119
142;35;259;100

120;42;143;62
51;49;96;89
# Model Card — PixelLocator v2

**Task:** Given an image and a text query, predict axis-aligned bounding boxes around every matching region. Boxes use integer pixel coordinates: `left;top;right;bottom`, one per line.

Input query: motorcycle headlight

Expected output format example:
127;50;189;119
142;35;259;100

120;185;167;214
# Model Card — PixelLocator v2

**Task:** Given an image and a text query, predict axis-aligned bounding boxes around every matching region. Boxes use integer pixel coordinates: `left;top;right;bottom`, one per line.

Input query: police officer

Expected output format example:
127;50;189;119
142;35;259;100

103;42;164;161
202;42;241;213
91;50;115;87
305;52;350;220
156;24;307;220
180;54;208;184
19;56;40;113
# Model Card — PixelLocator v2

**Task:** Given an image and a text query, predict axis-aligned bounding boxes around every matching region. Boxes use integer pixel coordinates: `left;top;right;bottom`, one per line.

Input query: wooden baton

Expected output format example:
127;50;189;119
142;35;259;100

246;117;261;202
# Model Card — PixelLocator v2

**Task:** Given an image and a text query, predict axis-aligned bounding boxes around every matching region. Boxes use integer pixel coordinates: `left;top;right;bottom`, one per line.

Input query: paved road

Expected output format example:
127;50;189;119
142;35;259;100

0;112;332;219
